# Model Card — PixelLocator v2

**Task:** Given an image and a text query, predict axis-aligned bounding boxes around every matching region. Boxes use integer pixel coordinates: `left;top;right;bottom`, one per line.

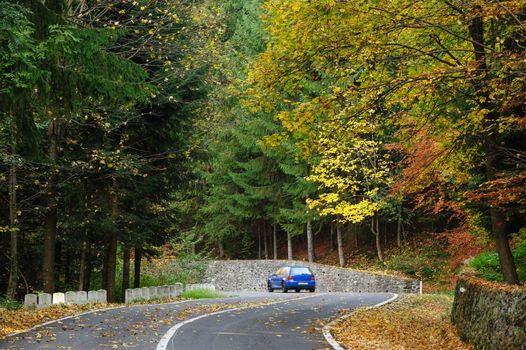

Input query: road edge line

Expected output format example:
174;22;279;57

156;294;322;350
322;293;399;350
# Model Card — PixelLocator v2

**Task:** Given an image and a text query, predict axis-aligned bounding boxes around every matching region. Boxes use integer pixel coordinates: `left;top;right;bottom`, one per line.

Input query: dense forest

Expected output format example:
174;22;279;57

1;0;525;303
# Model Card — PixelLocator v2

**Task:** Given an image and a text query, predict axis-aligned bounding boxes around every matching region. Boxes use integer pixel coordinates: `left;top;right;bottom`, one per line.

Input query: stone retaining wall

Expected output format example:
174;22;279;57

203;260;420;294
451;277;526;349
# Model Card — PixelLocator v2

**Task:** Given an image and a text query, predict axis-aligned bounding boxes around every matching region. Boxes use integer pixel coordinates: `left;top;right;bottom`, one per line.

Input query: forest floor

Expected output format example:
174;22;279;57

331;294;472;350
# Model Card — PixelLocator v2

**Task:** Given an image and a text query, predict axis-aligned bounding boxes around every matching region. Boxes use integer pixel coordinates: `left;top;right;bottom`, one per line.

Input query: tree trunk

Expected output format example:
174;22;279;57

42;207;57;293
397;202;402;248
307;220;314;263
336;224;345;267
273;224;277;260
133;246;142;288
287;233;292;260
330;221;335;252
217;241;224;259
468;11;519;285
6;132;18;299
104;178;119;302
102;247;108;291
491;208;519;284
64;249;71;284
371;216;384;262
482;126;519;284
78;239;88;290
485;138;519;284
384;222;388;246
122;245;130;301
257;225;261;260
43;118;61;293
78;184;89;290
104;235;117;302
55;240;63;285
351;223;358;248
263;225;268;260
84;244;92;291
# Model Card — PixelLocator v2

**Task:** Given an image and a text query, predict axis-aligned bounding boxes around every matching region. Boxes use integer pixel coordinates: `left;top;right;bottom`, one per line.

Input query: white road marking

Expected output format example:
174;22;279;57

156;294;322;350
4;299;207;339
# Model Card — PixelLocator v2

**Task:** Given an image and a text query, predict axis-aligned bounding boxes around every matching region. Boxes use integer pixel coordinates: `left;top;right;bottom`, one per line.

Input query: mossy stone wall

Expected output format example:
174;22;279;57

451;277;526;349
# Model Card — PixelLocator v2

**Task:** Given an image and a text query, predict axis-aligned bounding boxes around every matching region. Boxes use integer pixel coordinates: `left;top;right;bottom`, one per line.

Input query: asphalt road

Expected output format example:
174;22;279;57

0;292;393;350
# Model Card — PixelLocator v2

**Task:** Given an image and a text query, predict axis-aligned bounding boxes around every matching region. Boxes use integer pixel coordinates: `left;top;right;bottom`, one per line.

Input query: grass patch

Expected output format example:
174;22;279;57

331;294;472;350
181;288;223;299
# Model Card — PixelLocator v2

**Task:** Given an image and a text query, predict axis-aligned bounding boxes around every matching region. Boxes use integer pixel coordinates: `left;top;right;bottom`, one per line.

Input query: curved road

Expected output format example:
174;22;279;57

0;292;393;350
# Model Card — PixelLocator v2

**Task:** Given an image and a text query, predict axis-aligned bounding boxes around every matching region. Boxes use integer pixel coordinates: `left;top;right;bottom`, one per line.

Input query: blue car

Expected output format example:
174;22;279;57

267;266;316;293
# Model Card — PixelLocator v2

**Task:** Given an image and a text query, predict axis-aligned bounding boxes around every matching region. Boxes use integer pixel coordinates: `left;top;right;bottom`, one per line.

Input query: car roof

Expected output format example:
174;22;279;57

278;265;310;269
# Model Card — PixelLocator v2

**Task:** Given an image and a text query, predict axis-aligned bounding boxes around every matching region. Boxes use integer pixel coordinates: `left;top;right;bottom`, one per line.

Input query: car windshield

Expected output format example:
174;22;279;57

290;267;311;275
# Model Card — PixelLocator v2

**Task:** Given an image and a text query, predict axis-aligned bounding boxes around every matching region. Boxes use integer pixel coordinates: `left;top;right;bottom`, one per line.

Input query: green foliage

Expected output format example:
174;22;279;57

469;252;504;282
0;2;40;95
470;245;526;282
386;243;451;281
0;296;23;310
139;259;208;287
181;288;223;299
0;0;210;300
43;25;151;106
175;0;322;256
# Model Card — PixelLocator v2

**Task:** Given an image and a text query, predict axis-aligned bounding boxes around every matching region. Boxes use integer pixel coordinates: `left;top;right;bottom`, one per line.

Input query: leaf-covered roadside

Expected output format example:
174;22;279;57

0;297;183;338
0;303;111;338
331;294;472;350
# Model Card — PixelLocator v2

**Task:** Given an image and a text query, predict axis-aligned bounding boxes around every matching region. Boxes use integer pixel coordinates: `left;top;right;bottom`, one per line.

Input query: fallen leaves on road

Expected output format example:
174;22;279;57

175;299;288;321
330;294;472;350
0;303;111;338
0;296;293;340
0;296;181;338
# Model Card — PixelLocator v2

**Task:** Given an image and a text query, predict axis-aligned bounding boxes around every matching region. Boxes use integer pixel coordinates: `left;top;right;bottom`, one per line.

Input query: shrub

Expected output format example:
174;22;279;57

469;245;526;282
0;297;23;310
139;259;208;287
386;242;450;281
469;251;502;281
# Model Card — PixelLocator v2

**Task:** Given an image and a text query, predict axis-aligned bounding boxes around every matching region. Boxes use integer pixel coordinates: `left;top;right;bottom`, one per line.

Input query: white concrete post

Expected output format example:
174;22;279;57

24;294;38;309
52;292;65;305
97;289;107;303
87;290;98;303
77;291;88;304
37;293;52;309
65;291;77;304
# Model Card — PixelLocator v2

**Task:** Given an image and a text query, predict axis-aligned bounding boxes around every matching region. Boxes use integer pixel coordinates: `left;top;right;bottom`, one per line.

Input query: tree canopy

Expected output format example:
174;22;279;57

1;0;525;302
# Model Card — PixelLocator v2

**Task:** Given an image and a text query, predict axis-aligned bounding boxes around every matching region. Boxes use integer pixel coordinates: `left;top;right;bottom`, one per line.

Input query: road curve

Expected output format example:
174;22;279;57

159;292;392;350
0;292;393;350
